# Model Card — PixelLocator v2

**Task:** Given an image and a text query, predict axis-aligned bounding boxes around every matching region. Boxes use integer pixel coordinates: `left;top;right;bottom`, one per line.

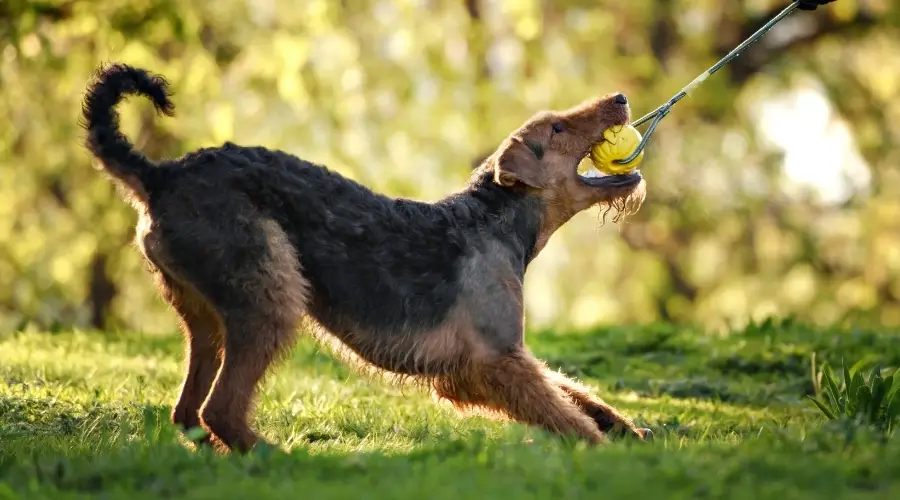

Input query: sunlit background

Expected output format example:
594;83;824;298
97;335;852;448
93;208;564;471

1;0;898;335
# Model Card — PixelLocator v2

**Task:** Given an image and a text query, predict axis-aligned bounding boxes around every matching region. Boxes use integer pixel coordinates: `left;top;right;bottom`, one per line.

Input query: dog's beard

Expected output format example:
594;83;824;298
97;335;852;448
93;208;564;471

597;179;646;225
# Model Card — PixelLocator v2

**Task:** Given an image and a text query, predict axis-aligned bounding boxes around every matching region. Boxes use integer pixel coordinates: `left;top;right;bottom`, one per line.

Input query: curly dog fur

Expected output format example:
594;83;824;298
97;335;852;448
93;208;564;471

81;62;649;453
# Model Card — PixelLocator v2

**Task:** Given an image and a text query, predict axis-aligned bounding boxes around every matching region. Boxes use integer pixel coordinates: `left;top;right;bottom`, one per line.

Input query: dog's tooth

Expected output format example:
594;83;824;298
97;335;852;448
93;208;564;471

581;166;606;179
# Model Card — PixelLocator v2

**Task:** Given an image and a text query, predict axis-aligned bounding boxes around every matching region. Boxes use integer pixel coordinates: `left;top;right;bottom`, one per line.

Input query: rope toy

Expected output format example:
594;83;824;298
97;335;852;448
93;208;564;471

590;0;838;175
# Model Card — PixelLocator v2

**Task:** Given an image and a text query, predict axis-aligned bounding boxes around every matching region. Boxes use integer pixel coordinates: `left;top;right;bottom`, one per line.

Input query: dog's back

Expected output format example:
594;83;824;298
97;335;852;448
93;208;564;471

81;63;532;370
149;141;477;335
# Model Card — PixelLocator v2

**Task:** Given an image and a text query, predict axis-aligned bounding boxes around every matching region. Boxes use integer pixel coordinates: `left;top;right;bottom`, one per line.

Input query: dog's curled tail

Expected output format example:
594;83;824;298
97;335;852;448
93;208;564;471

81;63;175;202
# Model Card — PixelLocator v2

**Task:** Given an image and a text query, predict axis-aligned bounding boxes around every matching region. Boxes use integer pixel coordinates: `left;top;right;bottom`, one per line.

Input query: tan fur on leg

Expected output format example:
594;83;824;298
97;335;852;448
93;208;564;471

166;278;224;446
435;349;607;444
544;369;646;438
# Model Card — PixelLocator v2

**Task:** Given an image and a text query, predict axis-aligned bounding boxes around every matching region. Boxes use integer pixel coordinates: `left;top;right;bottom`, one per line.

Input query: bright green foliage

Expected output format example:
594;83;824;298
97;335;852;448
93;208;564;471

2;321;900;498
3;1;900;335
809;357;900;433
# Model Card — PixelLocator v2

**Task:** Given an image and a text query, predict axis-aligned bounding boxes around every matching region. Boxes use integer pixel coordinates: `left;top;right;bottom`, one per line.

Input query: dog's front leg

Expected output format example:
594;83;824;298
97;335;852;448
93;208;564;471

430;300;606;443
432;250;620;444
436;346;608;445
543;369;651;440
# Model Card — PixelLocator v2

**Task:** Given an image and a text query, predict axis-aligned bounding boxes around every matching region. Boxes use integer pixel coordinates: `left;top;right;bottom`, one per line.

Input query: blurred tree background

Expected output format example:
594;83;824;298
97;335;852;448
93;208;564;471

1;0;898;336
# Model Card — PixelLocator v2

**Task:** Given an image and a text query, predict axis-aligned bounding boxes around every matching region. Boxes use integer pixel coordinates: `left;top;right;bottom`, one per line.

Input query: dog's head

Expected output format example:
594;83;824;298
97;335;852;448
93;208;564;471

489;92;647;252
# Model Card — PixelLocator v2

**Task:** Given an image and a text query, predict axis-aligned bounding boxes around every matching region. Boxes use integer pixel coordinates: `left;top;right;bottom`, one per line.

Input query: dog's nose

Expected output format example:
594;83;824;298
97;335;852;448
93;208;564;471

614;93;628;105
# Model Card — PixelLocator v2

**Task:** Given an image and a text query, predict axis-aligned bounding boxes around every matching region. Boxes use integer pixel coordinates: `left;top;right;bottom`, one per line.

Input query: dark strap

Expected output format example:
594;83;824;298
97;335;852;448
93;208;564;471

797;0;837;11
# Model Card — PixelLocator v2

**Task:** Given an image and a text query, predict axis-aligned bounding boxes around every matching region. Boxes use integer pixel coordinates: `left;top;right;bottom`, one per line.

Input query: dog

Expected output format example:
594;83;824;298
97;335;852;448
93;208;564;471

80;63;649;453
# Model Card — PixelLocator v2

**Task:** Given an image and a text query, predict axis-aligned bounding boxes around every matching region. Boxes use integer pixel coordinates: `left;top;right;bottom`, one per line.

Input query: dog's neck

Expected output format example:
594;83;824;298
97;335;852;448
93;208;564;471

440;165;546;270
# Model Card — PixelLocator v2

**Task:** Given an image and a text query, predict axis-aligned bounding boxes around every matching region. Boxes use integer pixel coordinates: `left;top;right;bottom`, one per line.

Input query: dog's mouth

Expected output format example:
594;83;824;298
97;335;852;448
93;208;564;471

574;118;644;188
575;142;642;189
577;164;643;189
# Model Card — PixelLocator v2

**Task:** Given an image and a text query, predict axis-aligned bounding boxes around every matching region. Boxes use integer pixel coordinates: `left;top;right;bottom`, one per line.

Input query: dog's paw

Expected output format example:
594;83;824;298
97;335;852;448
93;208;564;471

613;426;653;442
634;427;654;441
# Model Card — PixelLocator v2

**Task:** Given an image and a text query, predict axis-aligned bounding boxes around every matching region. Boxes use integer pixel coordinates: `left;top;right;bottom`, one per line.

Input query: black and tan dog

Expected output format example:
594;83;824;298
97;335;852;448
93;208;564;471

81;63;649;453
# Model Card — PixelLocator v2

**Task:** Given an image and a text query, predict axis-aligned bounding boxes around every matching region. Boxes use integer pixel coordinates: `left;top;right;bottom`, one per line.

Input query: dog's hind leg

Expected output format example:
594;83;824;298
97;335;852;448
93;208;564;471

147;209;309;453
193;219;309;453
159;273;224;445
140;214;224;446
199;312;298;453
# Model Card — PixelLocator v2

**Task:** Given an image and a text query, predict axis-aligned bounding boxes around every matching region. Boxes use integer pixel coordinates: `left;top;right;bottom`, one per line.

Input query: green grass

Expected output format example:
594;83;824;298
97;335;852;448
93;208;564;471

2;319;900;499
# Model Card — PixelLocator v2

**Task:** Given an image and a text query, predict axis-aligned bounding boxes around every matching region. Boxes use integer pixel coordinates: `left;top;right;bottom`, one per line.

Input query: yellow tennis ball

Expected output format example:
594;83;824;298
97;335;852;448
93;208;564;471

589;124;644;175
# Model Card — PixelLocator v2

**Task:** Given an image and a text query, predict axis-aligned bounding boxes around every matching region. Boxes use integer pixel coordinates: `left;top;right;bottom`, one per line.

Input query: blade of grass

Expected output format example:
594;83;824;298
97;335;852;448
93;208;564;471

823;365;843;415
856;385;872;420
849;371;865;415
886;392;900;423
870;371;887;421
808;396;837;420
810;353;822;398
841;358;850;386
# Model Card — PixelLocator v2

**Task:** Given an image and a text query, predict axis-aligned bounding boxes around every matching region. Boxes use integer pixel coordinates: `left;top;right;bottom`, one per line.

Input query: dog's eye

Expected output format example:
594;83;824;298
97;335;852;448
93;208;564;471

551;122;565;134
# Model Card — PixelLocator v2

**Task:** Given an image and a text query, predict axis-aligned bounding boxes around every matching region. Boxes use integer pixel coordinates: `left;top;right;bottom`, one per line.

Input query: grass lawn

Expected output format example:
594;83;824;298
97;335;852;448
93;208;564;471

1;320;900;499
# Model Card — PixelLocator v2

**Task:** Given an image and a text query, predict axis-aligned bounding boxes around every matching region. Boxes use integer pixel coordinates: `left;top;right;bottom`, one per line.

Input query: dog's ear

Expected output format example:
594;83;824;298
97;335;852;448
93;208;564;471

493;137;547;189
